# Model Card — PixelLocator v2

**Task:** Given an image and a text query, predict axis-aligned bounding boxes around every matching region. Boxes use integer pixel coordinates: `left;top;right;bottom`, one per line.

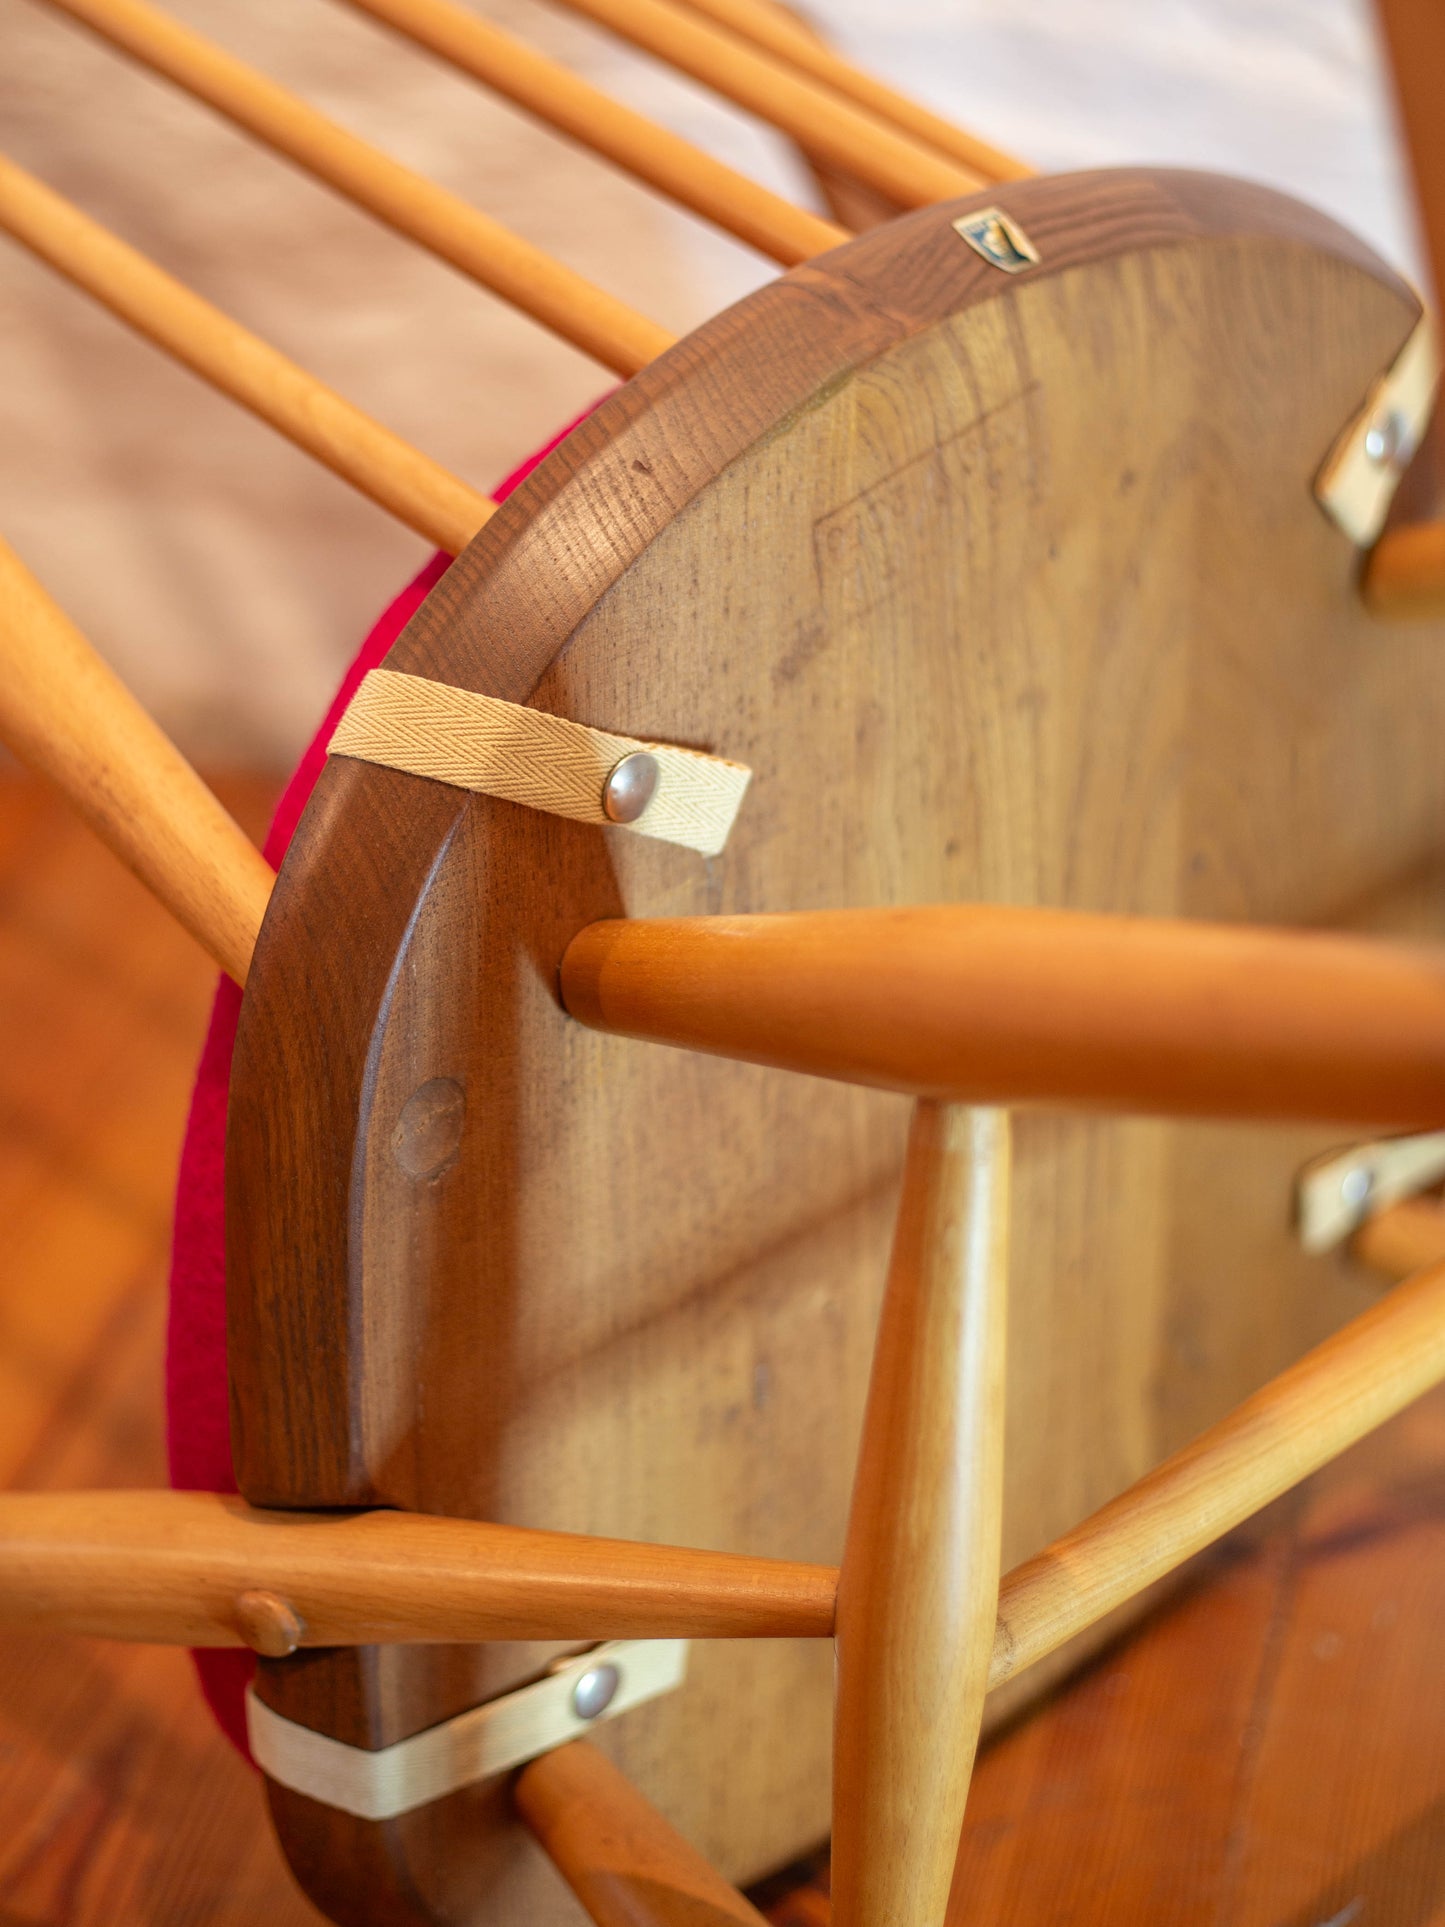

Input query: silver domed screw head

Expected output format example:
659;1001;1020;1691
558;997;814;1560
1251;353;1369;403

602;752;660;824
571;1662;621;1721
1339;1165;1374;1212
1364;411;1406;467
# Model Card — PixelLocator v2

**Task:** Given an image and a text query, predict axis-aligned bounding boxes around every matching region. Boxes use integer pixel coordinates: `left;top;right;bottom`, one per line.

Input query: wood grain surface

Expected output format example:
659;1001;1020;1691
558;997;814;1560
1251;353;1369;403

227;168;1445;1921
2;773;1444;1924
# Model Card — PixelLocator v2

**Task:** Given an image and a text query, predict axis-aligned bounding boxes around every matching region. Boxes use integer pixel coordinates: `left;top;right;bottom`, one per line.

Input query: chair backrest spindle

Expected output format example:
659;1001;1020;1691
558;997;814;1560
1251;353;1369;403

40;0;678;375
0;155;495;552
336;0;850;265
662;0;1031;184
558;907;1445;1128
543;0;985;205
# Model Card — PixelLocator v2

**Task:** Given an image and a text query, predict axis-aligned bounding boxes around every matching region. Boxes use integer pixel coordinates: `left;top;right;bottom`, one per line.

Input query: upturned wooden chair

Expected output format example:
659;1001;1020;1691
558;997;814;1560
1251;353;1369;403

3;1;1445;1922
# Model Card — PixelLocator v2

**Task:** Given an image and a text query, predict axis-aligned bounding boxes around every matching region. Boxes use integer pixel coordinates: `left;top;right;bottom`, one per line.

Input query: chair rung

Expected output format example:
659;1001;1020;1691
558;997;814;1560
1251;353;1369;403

560;905;1445;1127
1353;1197;1445;1280
990;1254;1445;1690
516;1739;769;1927
0;1490;835;1650
6;1262;1441;1672
1364;520;1445;619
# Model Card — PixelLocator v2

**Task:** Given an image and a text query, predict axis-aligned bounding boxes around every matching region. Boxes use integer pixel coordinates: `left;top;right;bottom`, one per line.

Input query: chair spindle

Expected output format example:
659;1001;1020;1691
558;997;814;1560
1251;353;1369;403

0;537;273;983
1;1255;1442;1686
1352;1196;1445;1280
666;0;1031;184
832;1103;1009;1927
558;907;1445;1127
989;1253;1445;1691
336;0;849;266
0;155;494;554
41;0;677;375
516;1739;770;1927
544;0;983;206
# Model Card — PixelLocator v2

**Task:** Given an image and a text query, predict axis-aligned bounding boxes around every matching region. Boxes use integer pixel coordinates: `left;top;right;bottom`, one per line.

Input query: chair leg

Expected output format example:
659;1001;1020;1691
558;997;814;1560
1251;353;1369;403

831;1102;1011;1927
515;1738;769;1927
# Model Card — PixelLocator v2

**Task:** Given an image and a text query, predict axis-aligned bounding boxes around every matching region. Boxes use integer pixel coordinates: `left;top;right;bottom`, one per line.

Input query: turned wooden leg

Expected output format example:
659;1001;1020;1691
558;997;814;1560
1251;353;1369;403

831;1102;1011;1927
516;1738;769;1927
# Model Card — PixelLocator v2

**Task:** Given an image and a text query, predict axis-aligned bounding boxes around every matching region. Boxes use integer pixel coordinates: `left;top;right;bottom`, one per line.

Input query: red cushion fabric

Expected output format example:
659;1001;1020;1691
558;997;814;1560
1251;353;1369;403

166;416;593;1756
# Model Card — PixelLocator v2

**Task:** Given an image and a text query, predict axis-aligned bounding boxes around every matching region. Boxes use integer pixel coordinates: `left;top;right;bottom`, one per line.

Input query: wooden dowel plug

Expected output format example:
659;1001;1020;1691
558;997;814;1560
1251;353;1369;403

559;906;1445;1128
338;0;847;266
832;1103;1009;1927
545;0;981;208
0;1489;836;1648
0;538;273;984
0;156;493;556
516;1739;768;1927
988;1254;1445;1691
41;0;675;376
667;0;1032;184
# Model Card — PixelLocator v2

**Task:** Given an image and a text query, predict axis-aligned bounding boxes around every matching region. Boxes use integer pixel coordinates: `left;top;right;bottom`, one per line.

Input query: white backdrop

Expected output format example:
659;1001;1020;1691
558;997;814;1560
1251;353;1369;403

0;0;1420;764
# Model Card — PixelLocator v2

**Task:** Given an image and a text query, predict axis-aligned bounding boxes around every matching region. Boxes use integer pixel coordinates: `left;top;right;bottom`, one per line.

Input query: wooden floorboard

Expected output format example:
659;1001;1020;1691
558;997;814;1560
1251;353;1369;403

0;771;1442;1925
0;771;328;1927
759;1399;1445;1926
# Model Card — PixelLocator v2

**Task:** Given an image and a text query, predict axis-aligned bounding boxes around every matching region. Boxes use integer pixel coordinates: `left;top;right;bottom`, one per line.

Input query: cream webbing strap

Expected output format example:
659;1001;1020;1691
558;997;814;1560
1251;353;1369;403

1315;311;1439;546
247;1639;689;1821
329;667;751;858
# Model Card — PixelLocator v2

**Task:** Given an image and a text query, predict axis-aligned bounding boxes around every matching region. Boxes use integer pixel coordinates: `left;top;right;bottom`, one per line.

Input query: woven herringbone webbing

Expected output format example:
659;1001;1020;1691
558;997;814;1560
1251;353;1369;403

329;668;752;858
